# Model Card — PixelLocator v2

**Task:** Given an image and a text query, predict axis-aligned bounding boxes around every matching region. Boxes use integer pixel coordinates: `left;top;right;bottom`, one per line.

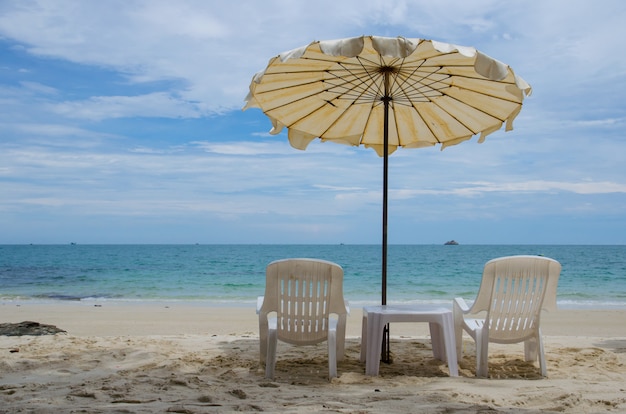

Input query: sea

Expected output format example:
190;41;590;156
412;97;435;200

1;244;625;309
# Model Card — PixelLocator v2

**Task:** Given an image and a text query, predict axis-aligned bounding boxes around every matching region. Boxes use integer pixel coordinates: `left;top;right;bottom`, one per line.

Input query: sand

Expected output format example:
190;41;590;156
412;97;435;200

1;302;625;413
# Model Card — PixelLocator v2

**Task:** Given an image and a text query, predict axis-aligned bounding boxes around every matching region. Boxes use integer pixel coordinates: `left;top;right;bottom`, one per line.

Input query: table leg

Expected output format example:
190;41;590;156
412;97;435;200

365;312;384;376
429;321;445;361
360;314;368;363
441;312;459;376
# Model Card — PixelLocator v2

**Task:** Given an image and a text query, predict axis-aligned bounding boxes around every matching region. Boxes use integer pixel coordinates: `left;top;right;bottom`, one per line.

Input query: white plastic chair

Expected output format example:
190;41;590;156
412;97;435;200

453;255;561;377
257;258;349;380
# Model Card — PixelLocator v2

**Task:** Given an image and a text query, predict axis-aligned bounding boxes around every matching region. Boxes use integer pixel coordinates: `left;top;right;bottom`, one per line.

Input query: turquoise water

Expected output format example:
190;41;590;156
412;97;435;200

1;244;625;309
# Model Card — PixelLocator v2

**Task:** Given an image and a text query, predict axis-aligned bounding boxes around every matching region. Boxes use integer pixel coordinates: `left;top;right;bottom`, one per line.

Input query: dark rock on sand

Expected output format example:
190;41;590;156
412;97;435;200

0;321;66;336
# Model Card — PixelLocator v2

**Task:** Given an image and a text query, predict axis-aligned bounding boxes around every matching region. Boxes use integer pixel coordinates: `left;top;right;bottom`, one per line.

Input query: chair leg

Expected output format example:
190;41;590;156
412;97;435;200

525;331;548;376
336;315;347;362
265;328;278;379
259;337;267;364
328;329;338;379
454;322;464;362
452;306;464;361
259;319;268;364
524;337;538;363
475;326;489;377
538;333;547;377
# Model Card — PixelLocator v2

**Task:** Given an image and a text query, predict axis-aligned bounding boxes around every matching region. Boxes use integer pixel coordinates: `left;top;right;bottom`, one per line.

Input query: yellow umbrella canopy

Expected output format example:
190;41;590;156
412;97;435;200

245;35;531;156
244;35;531;309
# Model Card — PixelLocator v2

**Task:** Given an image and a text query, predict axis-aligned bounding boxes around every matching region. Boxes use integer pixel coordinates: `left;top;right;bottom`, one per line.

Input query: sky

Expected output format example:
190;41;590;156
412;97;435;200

1;0;625;245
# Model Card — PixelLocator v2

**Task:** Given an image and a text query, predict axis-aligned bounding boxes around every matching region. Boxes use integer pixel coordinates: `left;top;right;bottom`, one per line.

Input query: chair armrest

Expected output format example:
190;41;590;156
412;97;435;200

453;297;470;314
256;296;264;314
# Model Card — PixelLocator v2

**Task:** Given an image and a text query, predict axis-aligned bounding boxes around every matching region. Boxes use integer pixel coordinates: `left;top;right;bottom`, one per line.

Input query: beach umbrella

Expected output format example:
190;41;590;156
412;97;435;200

243;35;531;361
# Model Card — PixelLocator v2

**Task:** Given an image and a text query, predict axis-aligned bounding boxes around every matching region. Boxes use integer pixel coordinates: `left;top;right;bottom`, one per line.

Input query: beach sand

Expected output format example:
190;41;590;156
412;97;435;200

1;302;625;413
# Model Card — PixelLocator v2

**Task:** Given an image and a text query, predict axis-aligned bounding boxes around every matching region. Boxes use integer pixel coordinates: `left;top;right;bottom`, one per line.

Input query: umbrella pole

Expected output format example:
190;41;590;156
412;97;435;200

381;71;391;363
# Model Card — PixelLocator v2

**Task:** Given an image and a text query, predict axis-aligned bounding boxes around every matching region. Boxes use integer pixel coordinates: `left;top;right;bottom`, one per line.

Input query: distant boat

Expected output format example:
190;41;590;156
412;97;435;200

444;240;459;245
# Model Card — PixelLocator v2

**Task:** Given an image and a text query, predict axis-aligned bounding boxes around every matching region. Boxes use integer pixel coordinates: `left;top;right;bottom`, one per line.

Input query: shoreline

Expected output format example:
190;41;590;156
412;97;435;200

3;296;625;308
2;301;626;337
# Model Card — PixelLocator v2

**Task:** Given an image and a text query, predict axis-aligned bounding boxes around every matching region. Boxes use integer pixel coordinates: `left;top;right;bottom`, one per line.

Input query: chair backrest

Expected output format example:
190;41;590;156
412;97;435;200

471;255;561;342
260;258;346;345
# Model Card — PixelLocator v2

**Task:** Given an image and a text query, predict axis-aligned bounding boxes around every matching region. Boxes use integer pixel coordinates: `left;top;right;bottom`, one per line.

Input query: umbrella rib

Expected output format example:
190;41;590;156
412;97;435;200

393;58;446;144
395;72;449;104
325;69;382;102
427;61;521;104
391;59;521;136
323;56;394;103
435;92;511;133
314;58;383;139
255;59;383;136
255;53;522;142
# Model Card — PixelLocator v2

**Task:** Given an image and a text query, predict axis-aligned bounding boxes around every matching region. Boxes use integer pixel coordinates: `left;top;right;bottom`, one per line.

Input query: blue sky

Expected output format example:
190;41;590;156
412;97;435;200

1;0;625;245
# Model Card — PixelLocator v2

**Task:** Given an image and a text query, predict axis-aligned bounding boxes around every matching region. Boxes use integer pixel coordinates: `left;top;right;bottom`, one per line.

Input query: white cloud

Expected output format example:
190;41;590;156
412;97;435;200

574;118;624;127
48;92;204;120
453;181;626;196
191;141;287;156
19;81;58;95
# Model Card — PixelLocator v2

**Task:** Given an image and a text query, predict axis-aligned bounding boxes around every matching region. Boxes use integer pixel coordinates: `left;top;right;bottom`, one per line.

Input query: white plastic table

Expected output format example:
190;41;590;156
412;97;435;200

360;304;459;376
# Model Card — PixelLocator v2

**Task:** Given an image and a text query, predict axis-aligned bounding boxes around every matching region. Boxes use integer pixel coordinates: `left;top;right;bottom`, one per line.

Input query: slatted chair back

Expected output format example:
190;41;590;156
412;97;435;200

262;258;345;345
475;255;561;343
